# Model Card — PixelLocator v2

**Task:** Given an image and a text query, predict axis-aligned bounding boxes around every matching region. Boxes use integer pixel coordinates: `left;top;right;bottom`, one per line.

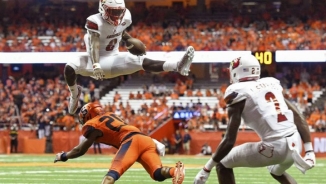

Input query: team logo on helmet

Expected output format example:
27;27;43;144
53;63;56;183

231;57;241;70
80;107;88;117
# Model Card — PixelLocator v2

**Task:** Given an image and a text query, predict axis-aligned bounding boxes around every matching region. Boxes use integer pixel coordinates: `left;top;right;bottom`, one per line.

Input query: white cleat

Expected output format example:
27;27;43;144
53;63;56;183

172;161;185;184
68;85;82;114
177;46;195;76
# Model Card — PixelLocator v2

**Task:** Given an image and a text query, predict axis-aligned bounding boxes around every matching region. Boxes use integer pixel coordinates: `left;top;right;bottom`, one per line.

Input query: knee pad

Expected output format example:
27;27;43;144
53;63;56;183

106;170;120;181
153;168;166;182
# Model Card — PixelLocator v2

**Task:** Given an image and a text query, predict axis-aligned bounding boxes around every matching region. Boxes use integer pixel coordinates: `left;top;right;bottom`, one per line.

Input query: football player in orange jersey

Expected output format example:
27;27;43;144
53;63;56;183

54;102;185;184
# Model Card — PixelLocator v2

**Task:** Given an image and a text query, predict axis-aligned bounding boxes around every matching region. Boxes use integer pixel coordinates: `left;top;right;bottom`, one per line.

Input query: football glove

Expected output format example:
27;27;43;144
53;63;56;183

152;138;165;156
193;168;210;184
303;151;316;168
92;63;104;80
54;151;68;163
292;150;315;174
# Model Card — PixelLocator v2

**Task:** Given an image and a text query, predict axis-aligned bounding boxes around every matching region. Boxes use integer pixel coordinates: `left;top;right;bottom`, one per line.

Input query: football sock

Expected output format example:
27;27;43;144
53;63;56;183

163;61;178;72
68;84;78;98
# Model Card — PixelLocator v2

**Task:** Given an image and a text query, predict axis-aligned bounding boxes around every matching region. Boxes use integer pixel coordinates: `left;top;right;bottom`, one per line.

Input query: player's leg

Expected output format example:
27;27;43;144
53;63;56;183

219;140;288;183
143;46;195;76
267;132;302;184
137;136;185;184
270;172;297;184
216;162;235;184
65;55;92;114
106;47;195;78
103;138;140;183
267;156;297;184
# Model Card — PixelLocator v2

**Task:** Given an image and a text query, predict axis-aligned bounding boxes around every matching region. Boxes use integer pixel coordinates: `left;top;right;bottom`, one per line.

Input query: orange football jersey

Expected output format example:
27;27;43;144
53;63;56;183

82;112;141;148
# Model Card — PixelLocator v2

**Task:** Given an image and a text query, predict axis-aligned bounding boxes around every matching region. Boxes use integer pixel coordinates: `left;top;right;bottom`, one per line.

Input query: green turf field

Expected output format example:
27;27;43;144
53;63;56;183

0;154;324;184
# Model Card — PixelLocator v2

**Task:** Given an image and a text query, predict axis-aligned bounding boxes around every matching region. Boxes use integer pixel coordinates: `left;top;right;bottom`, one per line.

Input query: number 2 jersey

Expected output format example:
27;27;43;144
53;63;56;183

224;77;298;141
84;9;132;56
82;112;141;148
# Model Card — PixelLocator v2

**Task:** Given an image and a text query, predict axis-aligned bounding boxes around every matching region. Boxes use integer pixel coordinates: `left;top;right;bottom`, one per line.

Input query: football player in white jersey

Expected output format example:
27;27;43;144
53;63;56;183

193;55;316;184
64;0;195;114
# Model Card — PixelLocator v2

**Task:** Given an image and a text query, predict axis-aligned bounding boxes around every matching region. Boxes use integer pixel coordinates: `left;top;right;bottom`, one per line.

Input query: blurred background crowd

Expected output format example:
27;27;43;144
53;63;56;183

0;0;325;52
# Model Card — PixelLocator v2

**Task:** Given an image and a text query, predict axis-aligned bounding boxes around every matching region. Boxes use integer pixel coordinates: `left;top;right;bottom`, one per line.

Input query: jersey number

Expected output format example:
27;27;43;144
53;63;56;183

106;38;118;51
99;114;127;132
265;92;288;123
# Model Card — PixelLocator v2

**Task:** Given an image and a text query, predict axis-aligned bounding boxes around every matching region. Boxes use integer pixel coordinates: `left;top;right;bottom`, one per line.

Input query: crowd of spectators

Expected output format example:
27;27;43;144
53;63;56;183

0;67;325;137
0;1;326;52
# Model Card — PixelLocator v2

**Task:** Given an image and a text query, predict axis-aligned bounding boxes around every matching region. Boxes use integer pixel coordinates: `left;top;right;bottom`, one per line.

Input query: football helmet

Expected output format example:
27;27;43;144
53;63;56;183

229;54;260;83
99;0;126;26
78;102;104;125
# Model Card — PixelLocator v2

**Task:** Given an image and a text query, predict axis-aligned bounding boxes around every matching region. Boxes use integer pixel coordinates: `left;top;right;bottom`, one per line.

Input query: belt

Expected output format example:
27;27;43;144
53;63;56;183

121;132;145;143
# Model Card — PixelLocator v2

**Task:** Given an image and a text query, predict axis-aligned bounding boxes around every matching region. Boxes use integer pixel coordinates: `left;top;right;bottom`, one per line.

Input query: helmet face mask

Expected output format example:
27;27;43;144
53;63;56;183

229;55;261;83
99;0;126;26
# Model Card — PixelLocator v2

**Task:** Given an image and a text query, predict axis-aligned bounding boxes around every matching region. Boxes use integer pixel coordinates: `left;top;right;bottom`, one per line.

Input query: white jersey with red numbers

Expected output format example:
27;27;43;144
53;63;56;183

84;9;132;56
223;77;297;141
67;8;145;79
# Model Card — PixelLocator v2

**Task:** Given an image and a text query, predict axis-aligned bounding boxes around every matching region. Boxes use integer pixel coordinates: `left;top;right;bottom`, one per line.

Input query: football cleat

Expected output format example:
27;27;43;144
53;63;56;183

177;46;195;76
172;161;185;184
68;85;82;114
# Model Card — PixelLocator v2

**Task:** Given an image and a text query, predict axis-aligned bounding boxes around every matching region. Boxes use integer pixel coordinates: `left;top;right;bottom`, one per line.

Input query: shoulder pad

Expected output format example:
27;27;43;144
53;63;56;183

260;77;280;84
82;125;95;138
123;9;132;26
85;15;100;34
223;83;247;106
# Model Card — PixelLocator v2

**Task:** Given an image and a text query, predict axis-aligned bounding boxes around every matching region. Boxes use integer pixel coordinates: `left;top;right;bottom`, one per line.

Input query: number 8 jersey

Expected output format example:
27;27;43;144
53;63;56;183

82;112;141;148
84;10;132;56
223;77;297;141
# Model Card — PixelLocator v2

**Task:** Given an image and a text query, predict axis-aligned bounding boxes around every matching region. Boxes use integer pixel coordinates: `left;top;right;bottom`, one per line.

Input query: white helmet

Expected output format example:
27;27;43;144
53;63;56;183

229;54;260;83
99;0;126;26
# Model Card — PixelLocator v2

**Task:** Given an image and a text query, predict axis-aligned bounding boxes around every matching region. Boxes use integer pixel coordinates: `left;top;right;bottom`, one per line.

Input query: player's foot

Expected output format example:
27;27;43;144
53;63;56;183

172;161;185;184
177;46;194;76
68;85;82;114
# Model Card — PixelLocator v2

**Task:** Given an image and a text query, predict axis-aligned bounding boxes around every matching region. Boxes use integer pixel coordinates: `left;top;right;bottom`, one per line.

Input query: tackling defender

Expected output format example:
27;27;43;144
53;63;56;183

193;55;316;184
54;102;185;184
65;0;195;114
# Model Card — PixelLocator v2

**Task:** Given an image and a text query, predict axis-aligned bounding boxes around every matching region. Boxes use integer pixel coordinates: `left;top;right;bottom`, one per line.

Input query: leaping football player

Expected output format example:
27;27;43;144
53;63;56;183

65;0;195;114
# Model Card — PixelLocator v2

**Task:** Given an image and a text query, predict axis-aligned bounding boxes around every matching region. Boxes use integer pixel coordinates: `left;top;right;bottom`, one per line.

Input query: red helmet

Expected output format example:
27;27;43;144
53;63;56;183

78;103;104;125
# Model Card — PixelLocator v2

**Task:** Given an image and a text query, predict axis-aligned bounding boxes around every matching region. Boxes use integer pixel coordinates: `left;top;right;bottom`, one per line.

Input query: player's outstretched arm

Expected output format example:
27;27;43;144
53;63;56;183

284;99;315;167
284;99;312;147
54;129;101;163
88;30;104;80
194;100;245;184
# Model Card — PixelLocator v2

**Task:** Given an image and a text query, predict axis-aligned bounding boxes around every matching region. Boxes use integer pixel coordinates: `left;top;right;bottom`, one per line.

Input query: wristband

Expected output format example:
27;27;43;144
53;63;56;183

93;63;101;69
60;152;68;162
204;158;218;170
304;142;313;152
